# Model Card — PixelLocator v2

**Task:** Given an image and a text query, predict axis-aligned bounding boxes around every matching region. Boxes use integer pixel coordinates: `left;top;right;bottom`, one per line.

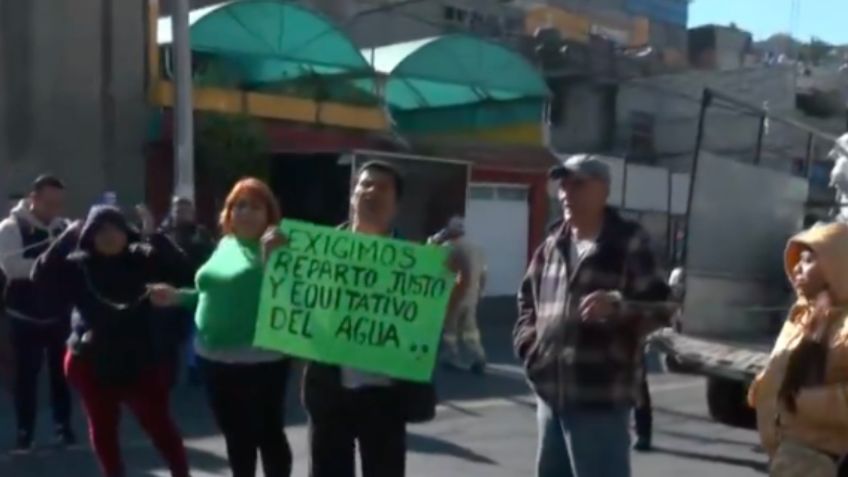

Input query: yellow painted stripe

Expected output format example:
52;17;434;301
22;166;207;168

149;80;390;131
425;122;545;146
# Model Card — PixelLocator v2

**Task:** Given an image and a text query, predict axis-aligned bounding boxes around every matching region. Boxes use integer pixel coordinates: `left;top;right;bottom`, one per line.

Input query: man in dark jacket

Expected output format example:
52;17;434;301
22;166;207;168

159;196;215;273
0;175;76;451
302;161;468;477
157;196;215;385
514;155;673;477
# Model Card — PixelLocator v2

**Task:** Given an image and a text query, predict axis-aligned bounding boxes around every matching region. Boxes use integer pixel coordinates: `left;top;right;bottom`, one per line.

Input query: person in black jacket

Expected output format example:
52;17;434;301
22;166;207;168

157;196;215;385
281;161;468;477
32;205;192;477
159;196;215;273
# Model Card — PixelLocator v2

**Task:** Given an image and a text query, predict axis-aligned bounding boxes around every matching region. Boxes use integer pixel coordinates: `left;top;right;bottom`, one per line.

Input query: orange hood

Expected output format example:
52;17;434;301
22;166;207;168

750;222;848;457
785;222;848;305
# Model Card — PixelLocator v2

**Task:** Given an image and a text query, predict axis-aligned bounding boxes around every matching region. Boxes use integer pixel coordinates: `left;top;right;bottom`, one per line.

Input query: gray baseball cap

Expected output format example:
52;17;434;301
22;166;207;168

549;154;611;185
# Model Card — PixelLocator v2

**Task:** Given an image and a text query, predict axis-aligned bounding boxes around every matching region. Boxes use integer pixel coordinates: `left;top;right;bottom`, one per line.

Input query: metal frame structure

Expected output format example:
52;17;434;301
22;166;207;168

682;87;842;265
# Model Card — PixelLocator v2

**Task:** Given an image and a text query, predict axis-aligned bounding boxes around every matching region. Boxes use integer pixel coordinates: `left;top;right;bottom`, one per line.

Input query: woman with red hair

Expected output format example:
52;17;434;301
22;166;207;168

151;178;292;477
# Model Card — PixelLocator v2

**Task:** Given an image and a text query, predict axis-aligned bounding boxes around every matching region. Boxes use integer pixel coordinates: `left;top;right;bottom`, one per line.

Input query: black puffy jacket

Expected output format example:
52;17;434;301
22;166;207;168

32;206;191;386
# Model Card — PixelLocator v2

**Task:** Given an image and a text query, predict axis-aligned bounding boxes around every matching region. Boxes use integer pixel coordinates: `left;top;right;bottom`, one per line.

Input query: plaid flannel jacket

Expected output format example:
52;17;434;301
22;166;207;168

514;208;673;409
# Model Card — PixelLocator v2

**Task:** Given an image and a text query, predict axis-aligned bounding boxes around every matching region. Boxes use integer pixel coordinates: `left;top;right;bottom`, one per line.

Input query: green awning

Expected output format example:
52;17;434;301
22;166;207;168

361;35;549;136
158;0;377;104
362;35;550;110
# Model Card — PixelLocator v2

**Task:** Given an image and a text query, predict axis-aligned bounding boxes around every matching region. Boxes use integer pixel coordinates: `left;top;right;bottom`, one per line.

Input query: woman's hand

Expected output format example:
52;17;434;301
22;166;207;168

261;226;288;263
579;291;622;322
148;283;179;307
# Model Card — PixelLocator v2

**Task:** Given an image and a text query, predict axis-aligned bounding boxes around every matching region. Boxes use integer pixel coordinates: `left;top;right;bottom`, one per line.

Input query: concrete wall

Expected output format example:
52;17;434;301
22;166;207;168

346;1;446;48
616;65;798;172
646;18;687;51
548;81;614;153
537;0;686;51
714;28;751;71
546;0;628;12
0;0;149;217
346;0;526;47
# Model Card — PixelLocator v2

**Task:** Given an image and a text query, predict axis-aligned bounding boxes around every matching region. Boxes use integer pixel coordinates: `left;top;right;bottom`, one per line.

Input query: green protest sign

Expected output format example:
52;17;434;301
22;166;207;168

254;220;455;382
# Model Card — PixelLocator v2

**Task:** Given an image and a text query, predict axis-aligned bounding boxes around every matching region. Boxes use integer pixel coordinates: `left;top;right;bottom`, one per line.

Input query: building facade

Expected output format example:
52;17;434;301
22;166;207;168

0;0;149;214
689;25;755;71
616;65;799;171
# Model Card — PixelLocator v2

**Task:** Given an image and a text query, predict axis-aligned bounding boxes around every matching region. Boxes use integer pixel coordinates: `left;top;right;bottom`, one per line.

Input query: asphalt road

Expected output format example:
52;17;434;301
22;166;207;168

0;314;768;477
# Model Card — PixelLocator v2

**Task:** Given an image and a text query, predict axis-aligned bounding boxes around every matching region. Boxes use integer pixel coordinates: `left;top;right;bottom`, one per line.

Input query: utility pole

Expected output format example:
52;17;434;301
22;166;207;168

172;0;195;201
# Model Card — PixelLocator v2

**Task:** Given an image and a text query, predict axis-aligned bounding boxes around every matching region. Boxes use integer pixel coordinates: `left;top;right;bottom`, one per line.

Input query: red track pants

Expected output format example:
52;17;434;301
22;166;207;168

65;351;190;477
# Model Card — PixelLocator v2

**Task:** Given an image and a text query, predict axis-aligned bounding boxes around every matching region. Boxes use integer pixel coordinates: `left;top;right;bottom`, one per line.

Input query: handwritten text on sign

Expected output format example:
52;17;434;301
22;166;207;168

254;220;455;382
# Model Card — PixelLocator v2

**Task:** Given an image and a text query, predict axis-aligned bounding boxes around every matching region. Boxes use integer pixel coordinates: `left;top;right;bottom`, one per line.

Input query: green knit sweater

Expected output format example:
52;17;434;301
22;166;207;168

178;236;264;349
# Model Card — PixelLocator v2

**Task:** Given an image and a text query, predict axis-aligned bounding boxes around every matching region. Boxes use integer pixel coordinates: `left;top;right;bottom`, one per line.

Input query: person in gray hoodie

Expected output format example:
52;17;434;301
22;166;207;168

428;217;488;373
0;175;75;451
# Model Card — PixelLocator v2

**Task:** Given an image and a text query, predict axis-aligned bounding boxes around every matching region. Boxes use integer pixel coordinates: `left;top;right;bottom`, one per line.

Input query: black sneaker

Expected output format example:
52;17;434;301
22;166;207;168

12;430;33;454
633;435;652;452
55;426;77;447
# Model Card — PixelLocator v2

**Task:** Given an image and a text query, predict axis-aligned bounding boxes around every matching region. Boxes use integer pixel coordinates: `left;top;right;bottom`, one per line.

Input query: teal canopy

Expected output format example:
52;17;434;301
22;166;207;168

155;5;549;134
363;35;550;111
158;0;377;104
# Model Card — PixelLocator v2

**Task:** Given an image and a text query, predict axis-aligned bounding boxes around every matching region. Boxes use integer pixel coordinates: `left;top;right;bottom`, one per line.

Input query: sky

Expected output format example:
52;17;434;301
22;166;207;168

688;0;848;45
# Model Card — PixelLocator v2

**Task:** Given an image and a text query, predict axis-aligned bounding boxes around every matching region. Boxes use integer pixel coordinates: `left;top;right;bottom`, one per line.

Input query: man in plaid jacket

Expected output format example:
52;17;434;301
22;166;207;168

514;155;673;477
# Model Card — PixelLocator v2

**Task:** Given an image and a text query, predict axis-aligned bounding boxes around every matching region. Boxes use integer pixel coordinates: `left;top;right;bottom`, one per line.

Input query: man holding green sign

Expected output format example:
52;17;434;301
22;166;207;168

254;219;454;382
260;161;468;477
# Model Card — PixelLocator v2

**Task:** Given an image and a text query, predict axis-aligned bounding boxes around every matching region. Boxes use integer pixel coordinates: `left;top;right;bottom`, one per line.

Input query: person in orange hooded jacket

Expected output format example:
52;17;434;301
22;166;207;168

749;222;848;474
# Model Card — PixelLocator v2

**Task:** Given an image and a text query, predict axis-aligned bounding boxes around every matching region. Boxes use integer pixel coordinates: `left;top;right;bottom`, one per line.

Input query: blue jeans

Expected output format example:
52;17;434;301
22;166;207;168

536;398;632;477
